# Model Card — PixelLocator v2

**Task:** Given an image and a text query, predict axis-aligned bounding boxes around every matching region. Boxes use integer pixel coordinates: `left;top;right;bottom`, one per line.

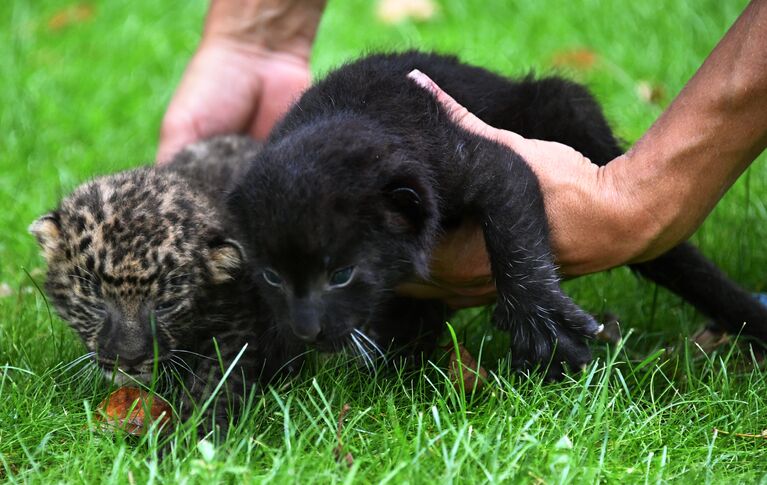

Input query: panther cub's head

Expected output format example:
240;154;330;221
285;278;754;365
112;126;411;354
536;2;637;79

230;115;439;352
30;168;244;383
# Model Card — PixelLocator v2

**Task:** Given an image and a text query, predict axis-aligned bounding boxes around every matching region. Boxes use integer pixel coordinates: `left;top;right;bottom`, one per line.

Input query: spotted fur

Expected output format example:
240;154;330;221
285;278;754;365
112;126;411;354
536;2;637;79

31;136;302;428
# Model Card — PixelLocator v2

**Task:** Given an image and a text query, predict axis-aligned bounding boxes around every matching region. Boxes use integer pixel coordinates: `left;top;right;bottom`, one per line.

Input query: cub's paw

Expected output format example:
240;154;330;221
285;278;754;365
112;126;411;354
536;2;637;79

498;299;599;381
545;326;594;380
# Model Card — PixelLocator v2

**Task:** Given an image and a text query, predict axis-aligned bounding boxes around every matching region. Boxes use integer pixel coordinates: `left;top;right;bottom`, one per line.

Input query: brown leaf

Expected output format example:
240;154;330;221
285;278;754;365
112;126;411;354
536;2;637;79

594;313;622;344
447;344;488;392
636;81;666;106
376;0;437;24
96;387;174;435
550;49;598;71
47;4;95;32
691;326;730;354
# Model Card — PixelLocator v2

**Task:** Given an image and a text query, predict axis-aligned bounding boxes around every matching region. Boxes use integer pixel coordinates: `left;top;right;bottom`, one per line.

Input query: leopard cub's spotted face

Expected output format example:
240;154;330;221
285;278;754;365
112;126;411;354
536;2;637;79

30;168;243;384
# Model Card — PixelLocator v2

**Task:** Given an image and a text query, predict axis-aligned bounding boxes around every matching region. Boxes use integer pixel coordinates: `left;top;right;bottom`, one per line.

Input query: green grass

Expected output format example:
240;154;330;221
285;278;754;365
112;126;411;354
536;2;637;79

2;0;767;482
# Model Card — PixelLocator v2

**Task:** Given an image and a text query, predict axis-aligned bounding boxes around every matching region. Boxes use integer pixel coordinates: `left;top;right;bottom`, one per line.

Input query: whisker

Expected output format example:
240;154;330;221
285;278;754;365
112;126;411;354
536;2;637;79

64;361;97;384
272;348;313;376
354;328;387;362
170;355;204;383
57;352;96;373
348;334;361;366
350;334;373;370
163;364;174;392
169;363;186;386
171;349;216;361
169;356;191;374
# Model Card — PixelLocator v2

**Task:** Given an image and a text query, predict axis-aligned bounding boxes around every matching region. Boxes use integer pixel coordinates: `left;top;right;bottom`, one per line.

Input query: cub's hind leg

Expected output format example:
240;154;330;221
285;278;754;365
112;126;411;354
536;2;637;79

631;242;767;347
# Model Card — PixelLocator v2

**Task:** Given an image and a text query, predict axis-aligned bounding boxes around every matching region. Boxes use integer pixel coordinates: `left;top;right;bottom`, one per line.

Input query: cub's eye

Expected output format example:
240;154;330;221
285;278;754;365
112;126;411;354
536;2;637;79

329;266;355;287
155;301;178;313
262;269;284;287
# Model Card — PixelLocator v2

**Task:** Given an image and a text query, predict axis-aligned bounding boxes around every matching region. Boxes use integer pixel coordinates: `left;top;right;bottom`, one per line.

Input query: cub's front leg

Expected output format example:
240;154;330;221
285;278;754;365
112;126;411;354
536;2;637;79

457;138;602;379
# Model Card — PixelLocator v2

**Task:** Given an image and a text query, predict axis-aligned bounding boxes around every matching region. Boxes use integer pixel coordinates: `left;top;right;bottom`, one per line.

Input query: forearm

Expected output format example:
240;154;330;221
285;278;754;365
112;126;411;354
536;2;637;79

203;0;326;57
612;0;767;264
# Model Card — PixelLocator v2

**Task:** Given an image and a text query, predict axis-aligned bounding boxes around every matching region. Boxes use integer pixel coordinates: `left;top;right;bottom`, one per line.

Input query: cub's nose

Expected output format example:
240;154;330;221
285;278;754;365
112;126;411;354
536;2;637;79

292;318;321;343
289;299;322;343
113;348;149;368
98;313;154;369
98;341;151;369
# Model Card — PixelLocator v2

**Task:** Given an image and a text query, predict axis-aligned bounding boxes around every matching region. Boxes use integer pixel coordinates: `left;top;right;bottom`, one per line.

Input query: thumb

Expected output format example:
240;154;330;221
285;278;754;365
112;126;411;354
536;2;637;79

157;110;201;165
407;69;528;151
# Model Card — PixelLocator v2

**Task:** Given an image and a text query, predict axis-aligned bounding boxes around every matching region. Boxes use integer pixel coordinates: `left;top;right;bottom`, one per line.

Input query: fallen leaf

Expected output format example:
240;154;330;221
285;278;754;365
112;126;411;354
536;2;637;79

376;0;437;24
691;326;730;354
595;313;622;344
447;344;488;392
47;4;95;32
636;80;666;105
96;387;173;435
333;403;354;468
550;48;598;71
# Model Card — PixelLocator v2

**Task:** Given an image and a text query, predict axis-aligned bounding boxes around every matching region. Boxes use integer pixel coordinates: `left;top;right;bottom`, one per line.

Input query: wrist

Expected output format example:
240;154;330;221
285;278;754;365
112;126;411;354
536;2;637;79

548;158;654;276
203;0;325;60
597;154;667;267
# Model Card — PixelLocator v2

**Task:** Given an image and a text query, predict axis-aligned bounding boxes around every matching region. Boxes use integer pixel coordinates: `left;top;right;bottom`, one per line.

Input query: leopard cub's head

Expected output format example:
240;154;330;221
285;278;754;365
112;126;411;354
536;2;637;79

30;168;244;383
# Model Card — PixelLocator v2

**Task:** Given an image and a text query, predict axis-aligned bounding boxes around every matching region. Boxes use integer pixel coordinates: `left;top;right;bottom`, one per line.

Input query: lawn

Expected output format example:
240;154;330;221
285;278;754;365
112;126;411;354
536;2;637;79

2;0;767;482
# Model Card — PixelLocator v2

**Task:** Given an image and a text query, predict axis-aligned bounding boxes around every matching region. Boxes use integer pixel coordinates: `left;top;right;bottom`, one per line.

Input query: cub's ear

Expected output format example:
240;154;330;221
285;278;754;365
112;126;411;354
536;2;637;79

29;213;62;261
207;238;246;284
384;176;432;234
383;174;437;277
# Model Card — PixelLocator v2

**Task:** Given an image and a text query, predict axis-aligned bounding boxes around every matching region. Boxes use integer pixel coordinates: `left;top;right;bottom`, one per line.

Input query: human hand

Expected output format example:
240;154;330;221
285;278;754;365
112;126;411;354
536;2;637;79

397;70;638;307
157;40;310;163
157;0;325;163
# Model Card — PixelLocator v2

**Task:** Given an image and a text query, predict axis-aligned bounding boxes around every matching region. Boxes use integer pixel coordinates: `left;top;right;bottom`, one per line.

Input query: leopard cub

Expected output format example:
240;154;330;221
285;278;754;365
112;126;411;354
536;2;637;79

30;136;301;426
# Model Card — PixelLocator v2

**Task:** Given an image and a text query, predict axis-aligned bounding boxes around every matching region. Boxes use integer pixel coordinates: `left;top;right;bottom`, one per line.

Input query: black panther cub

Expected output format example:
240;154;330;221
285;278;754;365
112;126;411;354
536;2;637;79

229;51;767;378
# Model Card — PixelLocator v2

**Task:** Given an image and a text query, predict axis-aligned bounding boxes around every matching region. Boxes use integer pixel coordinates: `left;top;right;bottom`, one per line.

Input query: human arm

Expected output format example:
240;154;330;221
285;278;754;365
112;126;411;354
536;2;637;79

399;0;767;305
157;0;326;163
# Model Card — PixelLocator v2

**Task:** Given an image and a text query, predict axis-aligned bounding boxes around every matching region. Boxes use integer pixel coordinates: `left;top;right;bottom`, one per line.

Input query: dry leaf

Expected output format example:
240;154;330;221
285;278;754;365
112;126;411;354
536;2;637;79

447;344;488;392
714;428;767;439
376;0;437;24
47;4;94;32
550;49;598;71
595;313;622;344
691;326;730;354
96;387;173;435
636;81;666;105
333;403;354;468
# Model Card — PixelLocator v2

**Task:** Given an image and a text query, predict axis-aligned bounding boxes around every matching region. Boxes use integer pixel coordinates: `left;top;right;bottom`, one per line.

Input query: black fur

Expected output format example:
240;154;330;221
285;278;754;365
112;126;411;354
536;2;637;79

229;51;767;378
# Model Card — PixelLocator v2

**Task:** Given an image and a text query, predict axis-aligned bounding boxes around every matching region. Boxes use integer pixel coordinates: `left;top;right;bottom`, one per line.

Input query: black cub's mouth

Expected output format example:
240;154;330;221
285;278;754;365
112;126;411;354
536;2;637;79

310;327;387;368
312;333;350;353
